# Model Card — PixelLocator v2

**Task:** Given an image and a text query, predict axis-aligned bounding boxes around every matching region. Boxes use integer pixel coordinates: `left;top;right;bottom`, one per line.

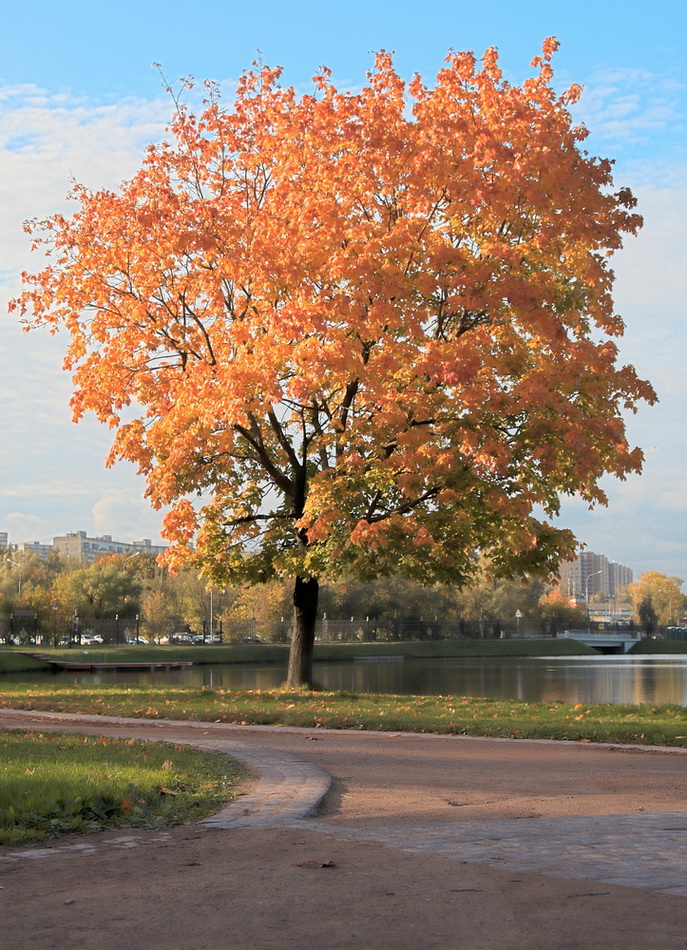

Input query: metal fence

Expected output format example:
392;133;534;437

1;611;642;646
312;617;561;642
81;616;638;644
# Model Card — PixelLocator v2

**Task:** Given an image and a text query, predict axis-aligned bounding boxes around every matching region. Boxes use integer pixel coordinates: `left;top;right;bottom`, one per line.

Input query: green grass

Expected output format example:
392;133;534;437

1;682;687;747
0;652;55;674
628;638;687;654
0;729;249;845
2;638;686;751
313;638;600;659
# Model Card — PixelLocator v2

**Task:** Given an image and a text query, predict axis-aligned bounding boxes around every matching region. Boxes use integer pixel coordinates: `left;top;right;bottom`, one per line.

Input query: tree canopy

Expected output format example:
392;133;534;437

626;572;686;630
12;40;656;683
53;557;142;621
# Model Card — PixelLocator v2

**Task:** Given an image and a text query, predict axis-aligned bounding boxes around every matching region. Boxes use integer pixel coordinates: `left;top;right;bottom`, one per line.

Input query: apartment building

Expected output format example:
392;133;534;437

16;540;54;560
53;531;166;565
558;551;633;600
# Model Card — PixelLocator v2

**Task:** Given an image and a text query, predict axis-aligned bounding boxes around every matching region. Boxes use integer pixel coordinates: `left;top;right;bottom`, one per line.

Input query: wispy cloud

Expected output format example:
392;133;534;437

574;66;683;140
0;82;172;545
0;83;171;286
92;489;166;541
571;66;686;182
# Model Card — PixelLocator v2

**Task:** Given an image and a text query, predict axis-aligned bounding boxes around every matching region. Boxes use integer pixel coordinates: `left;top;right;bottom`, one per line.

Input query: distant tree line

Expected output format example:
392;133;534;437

1;548;683;645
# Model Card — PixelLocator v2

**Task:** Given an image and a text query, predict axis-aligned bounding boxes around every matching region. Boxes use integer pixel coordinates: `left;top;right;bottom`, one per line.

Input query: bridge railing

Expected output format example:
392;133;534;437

557;629;642;640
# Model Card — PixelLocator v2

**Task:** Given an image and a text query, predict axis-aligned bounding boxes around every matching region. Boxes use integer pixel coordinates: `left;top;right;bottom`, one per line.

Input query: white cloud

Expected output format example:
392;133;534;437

0;83;171;288
4;512;53;544
660;479;687;514
91;489;165;542
613;183;687;325
0;83;173;546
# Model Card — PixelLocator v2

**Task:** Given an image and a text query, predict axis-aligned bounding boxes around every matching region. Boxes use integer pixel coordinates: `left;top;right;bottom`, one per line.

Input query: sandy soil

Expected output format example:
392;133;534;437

1;714;687;950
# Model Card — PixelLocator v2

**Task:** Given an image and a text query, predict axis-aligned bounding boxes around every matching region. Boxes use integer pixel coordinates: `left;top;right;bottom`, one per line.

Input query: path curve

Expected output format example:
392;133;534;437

3;708;687;949
3;707;687;893
0;707;331;827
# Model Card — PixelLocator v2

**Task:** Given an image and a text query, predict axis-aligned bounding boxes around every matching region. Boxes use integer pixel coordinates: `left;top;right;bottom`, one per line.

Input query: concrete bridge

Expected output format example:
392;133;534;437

556;630;642;654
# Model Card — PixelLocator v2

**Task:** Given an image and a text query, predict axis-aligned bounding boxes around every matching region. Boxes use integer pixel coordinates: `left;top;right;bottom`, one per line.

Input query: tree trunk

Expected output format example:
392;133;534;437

286;575;319;687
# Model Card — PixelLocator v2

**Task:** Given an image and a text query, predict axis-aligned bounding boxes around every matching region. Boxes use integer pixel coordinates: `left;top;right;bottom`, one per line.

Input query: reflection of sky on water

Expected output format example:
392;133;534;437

532;657;687;706
53;656;687;705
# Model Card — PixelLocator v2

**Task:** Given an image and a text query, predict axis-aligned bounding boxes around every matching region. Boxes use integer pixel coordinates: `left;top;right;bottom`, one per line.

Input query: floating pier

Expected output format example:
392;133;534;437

28;654;193;673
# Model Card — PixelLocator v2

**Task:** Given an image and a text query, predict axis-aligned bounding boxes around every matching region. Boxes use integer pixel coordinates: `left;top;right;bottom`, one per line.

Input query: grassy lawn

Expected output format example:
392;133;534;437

1;681;687;747
0;729;249;845
2;639;687;751
0;653;56;673
627;638;687;654
8;636;685;671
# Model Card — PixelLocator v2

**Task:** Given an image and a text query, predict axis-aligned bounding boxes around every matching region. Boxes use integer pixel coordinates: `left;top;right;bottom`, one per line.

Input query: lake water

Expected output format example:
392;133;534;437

46;654;687;705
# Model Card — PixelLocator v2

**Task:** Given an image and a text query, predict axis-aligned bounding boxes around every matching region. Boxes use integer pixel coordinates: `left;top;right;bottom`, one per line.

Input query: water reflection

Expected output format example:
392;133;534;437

44;655;687;705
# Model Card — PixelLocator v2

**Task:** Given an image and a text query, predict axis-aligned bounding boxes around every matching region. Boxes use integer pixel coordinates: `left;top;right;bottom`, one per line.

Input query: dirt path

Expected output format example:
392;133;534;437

1;710;687;949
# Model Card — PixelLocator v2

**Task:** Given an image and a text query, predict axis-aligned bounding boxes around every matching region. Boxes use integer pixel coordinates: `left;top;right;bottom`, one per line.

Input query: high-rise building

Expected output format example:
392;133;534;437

608;560;633;596
558;552;633;600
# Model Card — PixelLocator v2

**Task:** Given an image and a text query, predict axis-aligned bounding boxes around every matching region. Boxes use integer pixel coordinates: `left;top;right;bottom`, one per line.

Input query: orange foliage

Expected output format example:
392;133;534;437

12;41;655;591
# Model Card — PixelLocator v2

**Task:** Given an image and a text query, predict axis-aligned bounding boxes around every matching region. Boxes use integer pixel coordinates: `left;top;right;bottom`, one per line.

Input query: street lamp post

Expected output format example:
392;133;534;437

585;571;602;634
7;558;22;596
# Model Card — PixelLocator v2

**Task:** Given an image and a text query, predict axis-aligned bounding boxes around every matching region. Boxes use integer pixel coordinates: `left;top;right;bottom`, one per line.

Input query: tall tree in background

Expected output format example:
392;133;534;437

13;41;655;685
53;557;142;623
627;572;686;630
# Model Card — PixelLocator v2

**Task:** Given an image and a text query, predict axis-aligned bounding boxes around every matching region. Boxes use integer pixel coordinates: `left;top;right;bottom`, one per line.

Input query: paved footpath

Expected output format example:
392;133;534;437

2;708;687;949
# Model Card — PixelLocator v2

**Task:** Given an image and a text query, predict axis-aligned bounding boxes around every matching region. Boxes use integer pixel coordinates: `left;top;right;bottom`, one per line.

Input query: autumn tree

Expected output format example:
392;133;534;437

222;579;289;641
0;551;68;641
626;572;685;631
539;586;586;629
13;41;655;685
455;570;546;624
53;557;142;627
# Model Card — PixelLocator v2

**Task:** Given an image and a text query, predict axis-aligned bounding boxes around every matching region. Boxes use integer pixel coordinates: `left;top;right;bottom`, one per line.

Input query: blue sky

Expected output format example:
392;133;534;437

0;0;685;584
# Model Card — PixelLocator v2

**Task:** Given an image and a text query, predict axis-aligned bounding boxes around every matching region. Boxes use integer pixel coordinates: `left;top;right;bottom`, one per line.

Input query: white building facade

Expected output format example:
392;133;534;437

53;531;166;565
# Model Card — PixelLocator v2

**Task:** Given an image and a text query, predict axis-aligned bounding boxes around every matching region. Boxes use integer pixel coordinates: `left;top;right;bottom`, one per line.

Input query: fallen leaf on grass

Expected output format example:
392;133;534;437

295;860;337;869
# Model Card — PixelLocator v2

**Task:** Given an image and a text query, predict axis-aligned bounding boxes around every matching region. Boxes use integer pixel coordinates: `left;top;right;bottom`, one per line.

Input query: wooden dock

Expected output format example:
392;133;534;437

29;654;193;673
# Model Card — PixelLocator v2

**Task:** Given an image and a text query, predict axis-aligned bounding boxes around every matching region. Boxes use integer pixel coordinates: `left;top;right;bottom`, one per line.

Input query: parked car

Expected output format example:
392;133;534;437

81;634;103;645
170;633;195;644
